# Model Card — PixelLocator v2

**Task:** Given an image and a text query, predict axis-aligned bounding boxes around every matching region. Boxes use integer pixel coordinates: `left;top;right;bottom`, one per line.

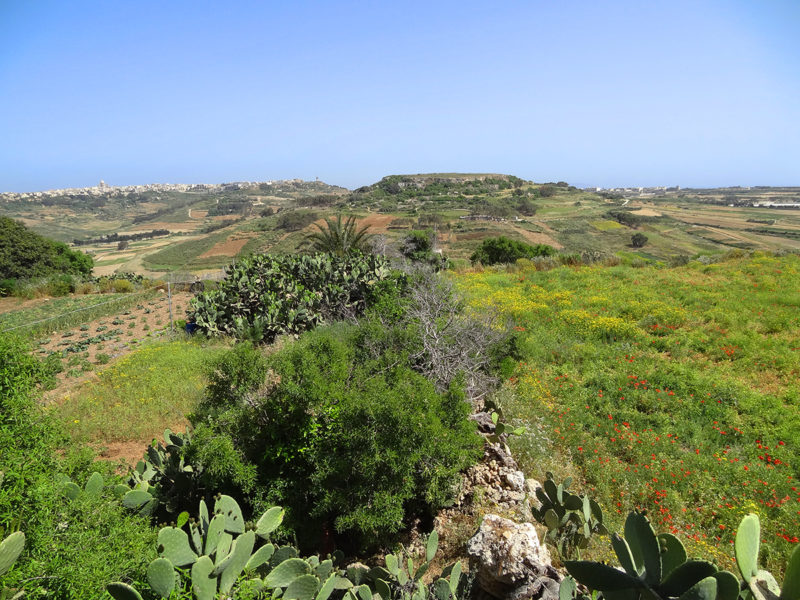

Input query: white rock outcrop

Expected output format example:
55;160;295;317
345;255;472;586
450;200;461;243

467;514;560;600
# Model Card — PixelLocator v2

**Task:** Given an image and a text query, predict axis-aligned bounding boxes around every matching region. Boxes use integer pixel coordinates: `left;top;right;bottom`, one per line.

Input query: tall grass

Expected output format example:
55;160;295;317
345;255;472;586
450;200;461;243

55;339;228;444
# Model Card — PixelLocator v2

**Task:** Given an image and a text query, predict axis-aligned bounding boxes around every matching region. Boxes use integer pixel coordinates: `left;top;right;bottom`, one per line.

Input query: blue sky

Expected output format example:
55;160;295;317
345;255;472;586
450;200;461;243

1;0;798;191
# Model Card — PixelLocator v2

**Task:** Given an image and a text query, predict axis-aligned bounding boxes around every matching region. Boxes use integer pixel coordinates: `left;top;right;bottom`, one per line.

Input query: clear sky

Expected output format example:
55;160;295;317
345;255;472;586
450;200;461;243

1;0;798;192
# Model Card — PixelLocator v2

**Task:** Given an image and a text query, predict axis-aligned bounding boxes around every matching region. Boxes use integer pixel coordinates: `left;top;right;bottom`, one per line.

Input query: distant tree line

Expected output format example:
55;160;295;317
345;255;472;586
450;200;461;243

72;229;170;246
207;198;252;216
276;210;319;231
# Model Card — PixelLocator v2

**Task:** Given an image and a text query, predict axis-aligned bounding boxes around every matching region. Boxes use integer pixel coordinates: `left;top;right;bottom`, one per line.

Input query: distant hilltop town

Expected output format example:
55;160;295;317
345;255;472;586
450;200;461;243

0;179;308;202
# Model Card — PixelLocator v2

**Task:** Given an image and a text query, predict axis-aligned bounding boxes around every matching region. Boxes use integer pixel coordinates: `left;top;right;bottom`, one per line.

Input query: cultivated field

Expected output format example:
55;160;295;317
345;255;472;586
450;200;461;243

4;177;800;277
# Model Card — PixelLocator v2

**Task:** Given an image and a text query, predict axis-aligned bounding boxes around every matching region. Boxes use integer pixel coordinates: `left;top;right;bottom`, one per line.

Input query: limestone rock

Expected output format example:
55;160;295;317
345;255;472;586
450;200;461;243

526;479;543;510
470;411;497;434
467;514;560;600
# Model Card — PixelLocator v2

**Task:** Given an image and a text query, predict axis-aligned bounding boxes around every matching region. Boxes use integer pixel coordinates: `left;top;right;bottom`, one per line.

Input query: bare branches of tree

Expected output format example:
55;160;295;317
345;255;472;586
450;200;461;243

404;268;507;408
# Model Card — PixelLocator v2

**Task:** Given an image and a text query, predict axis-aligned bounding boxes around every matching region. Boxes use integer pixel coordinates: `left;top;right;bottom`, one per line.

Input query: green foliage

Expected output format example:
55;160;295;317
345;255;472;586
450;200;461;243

5;465;156;598
734;513;800;600
0;335;156;598
402;229;435;260
486;411;525;445
189;252;396;343
402;230;448;269
276;209;320;231
631;232;649;248
305;214;374;256
564;510;738;600
0;335;60;536
0;216;93;284
190;323;482;547
125;429;206;519
111;493;465;600
531;472;606;559
470;236;555;265
607;209;645;228
564;511;800;600
205;341;269;406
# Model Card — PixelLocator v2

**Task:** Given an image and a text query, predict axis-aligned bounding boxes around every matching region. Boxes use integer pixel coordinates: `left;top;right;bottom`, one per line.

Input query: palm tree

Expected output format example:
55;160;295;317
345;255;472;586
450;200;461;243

305;214;373;256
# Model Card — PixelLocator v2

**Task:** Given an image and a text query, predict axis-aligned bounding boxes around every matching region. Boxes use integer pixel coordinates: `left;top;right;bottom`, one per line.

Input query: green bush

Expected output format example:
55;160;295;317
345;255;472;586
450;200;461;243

276;209;319;231
7;478;156;598
111;279;134;293
401;230;448;269
0;278;17;296
189;324;482;548
45;273;77;296
0;335;156;598
189;253;398;343
0;216;93;280
470;236;554;265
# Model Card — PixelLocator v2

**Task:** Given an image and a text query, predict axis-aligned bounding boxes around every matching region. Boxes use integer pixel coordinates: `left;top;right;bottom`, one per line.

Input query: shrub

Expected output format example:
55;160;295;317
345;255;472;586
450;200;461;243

189;253;397;343
470;236;554;265
401;230;448;269
276;210;318;231
0;278;17;296
111;279;134;293
189;324;482;548
45;274;76;296
204;342;269;407
631;232;649;248
0;335;155;597
0;216;93;280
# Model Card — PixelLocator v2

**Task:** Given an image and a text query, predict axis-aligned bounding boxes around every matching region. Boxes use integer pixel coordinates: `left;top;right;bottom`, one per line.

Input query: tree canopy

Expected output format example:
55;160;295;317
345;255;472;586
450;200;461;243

0;217;93;280
470;236;554;265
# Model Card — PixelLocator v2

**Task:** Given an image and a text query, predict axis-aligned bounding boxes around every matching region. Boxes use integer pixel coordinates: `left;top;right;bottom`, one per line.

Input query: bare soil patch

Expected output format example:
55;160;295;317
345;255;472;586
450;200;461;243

359;213;395;232
198;234;254;258
94;422;190;465
629;208;662;217
510;225;564;249
0;296;49;315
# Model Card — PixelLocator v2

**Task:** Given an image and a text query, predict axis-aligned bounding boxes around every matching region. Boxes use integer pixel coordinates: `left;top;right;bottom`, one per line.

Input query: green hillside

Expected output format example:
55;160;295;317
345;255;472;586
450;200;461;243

0;216;93;282
457;252;800;572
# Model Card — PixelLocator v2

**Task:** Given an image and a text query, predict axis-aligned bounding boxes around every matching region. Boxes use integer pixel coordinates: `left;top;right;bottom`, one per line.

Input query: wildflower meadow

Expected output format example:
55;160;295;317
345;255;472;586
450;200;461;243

457;253;800;572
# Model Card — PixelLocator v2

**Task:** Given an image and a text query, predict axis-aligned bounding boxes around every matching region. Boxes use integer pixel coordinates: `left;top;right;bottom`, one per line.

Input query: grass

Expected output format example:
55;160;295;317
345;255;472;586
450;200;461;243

55;338;229;443
591;219;625;231
455;252;800;572
0;289;159;339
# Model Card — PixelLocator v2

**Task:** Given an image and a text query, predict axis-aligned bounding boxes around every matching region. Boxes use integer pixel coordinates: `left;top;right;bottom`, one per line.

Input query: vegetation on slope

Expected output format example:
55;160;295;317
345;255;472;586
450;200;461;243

0;216;92;286
0;335;156;597
457;252;800;571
